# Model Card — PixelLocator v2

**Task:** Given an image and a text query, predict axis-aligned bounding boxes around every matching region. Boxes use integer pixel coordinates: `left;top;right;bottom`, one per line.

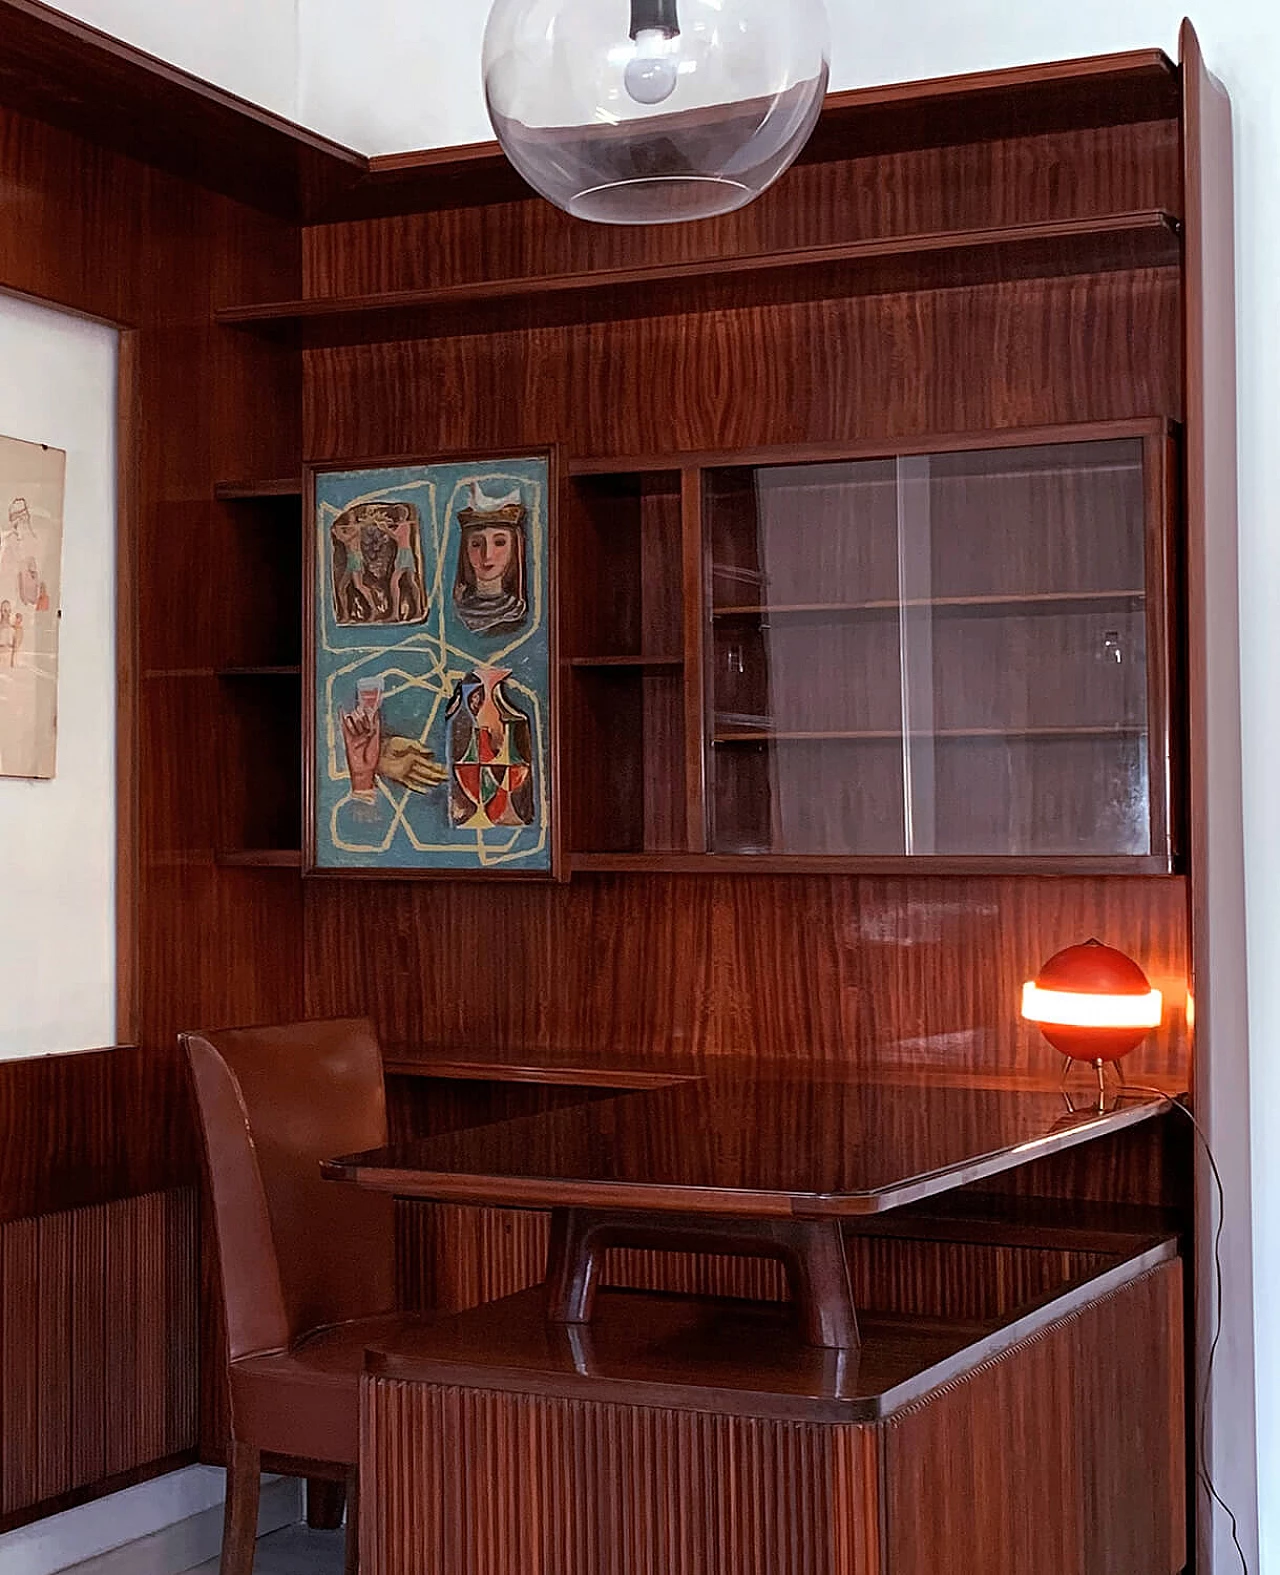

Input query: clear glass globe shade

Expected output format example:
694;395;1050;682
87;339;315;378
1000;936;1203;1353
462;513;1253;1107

483;0;831;226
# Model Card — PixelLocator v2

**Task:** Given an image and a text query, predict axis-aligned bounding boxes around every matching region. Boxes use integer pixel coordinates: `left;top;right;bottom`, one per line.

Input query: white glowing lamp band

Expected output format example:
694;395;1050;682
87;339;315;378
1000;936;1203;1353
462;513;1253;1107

1021;981;1163;1029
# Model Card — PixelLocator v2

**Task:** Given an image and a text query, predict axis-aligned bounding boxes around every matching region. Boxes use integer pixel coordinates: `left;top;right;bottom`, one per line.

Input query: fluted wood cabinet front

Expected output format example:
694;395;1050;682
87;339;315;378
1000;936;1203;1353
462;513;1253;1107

361;1259;1183;1575
362;1384;884;1575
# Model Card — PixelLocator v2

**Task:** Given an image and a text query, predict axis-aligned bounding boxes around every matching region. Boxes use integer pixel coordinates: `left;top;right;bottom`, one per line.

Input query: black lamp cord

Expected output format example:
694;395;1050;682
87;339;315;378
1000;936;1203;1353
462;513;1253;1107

1121;1082;1251;1575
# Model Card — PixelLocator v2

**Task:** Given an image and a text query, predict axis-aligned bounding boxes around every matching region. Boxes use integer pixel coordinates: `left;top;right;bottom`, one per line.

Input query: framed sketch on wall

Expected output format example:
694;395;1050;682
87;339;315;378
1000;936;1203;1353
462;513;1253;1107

0;436;65;780
306;451;557;878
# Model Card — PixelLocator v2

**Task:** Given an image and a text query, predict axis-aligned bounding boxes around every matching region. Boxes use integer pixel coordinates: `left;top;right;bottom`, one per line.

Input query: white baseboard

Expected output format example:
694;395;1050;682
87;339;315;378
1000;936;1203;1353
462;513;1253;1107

0;1469;301;1575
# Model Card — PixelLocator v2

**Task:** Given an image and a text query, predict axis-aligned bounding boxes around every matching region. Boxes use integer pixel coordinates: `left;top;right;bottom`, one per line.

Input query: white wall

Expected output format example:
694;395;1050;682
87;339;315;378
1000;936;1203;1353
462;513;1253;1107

48;0;300;123
0;294;117;1062
297;0;490;152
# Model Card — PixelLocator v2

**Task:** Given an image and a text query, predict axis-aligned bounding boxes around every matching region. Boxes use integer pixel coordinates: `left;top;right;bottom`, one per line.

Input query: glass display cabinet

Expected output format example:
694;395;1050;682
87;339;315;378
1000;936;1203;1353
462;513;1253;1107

565;422;1177;872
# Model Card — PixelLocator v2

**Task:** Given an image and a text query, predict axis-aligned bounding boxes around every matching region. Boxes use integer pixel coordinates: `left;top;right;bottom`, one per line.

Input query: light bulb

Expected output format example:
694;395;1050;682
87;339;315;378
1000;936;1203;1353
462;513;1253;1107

625;27;680;105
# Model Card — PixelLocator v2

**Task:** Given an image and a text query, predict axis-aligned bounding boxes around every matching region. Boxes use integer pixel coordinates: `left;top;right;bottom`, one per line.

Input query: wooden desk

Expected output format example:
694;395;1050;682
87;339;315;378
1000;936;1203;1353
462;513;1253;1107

357;1251;1184;1575
329;1072;1168;1215
333;1065;1183;1575
328;1074;1168;1349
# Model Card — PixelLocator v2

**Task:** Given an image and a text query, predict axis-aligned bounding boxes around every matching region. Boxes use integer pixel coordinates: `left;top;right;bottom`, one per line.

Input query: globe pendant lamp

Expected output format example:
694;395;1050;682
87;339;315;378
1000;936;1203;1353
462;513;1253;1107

482;0;831;225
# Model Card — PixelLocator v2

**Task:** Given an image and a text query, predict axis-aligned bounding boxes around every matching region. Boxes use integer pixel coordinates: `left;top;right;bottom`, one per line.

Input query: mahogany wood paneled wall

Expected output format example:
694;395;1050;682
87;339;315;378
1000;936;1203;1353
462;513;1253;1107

310;873;1190;1087
0;1050;198;1530
0;63;304;1493
286;72;1203;1538
0;75;306;1049
0;8;1221;1517
296;65;1190;1091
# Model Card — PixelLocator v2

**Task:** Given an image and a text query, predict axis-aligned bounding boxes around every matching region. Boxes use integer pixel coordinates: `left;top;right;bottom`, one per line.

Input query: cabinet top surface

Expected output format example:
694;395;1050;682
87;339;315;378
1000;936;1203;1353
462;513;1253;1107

364;1243;1177;1420
327;1070;1169;1217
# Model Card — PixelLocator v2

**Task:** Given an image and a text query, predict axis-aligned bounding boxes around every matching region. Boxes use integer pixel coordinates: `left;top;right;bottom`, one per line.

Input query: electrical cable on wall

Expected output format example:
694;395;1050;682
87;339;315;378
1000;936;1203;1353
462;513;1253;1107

1122;1085;1250;1575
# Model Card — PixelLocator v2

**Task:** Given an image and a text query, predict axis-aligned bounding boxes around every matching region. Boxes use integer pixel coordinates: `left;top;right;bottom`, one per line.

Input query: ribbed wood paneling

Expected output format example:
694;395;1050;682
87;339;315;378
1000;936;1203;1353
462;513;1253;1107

0;1189;197;1519
361;1380;883;1575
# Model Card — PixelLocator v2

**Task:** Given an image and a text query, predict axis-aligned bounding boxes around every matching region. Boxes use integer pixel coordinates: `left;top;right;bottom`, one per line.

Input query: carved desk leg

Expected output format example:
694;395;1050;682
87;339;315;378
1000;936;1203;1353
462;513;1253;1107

544;1206;859;1351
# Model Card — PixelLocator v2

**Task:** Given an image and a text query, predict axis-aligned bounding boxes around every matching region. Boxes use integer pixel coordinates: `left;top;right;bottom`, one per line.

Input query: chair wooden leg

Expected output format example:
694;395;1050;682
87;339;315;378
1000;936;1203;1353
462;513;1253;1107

344;1467;360;1575
307;1477;347;1530
221;1441;261;1575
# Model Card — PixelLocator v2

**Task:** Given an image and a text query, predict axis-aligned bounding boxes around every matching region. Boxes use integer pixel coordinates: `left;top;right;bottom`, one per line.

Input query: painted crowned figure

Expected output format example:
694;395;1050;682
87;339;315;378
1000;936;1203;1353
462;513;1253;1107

453;481;529;636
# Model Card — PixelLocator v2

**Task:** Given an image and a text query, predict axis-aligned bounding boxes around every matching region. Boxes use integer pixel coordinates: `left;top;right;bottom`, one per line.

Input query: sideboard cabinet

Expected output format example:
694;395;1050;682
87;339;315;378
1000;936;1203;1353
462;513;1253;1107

565;420;1178;874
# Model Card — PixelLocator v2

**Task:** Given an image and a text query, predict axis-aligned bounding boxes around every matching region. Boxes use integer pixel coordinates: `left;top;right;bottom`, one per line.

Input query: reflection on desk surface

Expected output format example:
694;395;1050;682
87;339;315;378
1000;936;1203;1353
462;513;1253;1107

328;1076;1171;1215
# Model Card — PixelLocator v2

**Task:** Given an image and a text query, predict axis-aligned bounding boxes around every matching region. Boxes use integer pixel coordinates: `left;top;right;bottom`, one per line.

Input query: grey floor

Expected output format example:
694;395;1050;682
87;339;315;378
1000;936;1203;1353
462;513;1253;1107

180;1523;346;1574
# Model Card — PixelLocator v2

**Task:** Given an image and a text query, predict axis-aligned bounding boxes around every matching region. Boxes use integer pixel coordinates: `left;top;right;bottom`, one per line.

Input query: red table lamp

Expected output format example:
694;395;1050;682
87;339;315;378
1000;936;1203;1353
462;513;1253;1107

1021;938;1163;1106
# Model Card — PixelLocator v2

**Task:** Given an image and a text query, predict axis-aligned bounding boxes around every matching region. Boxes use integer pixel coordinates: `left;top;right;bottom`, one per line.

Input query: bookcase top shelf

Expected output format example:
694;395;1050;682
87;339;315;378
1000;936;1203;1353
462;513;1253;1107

214;479;303;501
216;212;1180;348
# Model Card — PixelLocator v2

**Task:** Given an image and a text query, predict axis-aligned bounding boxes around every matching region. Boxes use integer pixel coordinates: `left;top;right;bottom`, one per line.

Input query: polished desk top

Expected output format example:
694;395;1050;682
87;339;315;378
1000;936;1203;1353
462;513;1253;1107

327;1071;1169;1219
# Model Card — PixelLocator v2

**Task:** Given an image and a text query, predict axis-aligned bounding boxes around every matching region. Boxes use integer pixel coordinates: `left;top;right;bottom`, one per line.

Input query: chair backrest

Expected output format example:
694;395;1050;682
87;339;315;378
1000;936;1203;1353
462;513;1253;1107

182;1017;396;1361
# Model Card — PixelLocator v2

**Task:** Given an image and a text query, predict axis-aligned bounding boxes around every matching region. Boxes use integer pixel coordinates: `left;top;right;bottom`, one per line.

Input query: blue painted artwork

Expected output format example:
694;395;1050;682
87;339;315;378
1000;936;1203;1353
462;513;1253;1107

311;456;552;874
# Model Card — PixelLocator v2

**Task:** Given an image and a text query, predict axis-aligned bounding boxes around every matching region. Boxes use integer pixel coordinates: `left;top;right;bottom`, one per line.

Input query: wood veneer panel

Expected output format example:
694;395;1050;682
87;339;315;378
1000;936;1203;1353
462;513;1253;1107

306;874;1188;1084
0;1046;196;1222
304;273;1179;466
361;1378;885;1575
884;1260;1184;1574
3;10;1171;230
306;120;1179;298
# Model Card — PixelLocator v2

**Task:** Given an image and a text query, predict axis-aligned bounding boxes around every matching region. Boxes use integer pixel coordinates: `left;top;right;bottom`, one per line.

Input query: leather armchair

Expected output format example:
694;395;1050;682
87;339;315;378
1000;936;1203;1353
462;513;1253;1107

182;1017;421;1575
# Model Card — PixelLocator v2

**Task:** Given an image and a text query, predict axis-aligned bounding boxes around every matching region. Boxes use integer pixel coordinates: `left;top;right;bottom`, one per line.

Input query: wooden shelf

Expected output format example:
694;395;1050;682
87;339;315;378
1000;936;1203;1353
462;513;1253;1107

216;665;302;678
569;656;684;671
214;479;303;501
216;213;1181;349
713;726;1146;745
570;851;1175;876
568;418;1175;478
145;664;303;680
713;590;1146;619
214;849;303;869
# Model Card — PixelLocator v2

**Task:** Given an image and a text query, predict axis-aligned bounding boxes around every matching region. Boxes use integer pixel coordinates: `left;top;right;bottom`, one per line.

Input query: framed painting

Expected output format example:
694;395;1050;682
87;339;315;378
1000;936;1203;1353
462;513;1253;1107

306;451;557;877
0;437;66;780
